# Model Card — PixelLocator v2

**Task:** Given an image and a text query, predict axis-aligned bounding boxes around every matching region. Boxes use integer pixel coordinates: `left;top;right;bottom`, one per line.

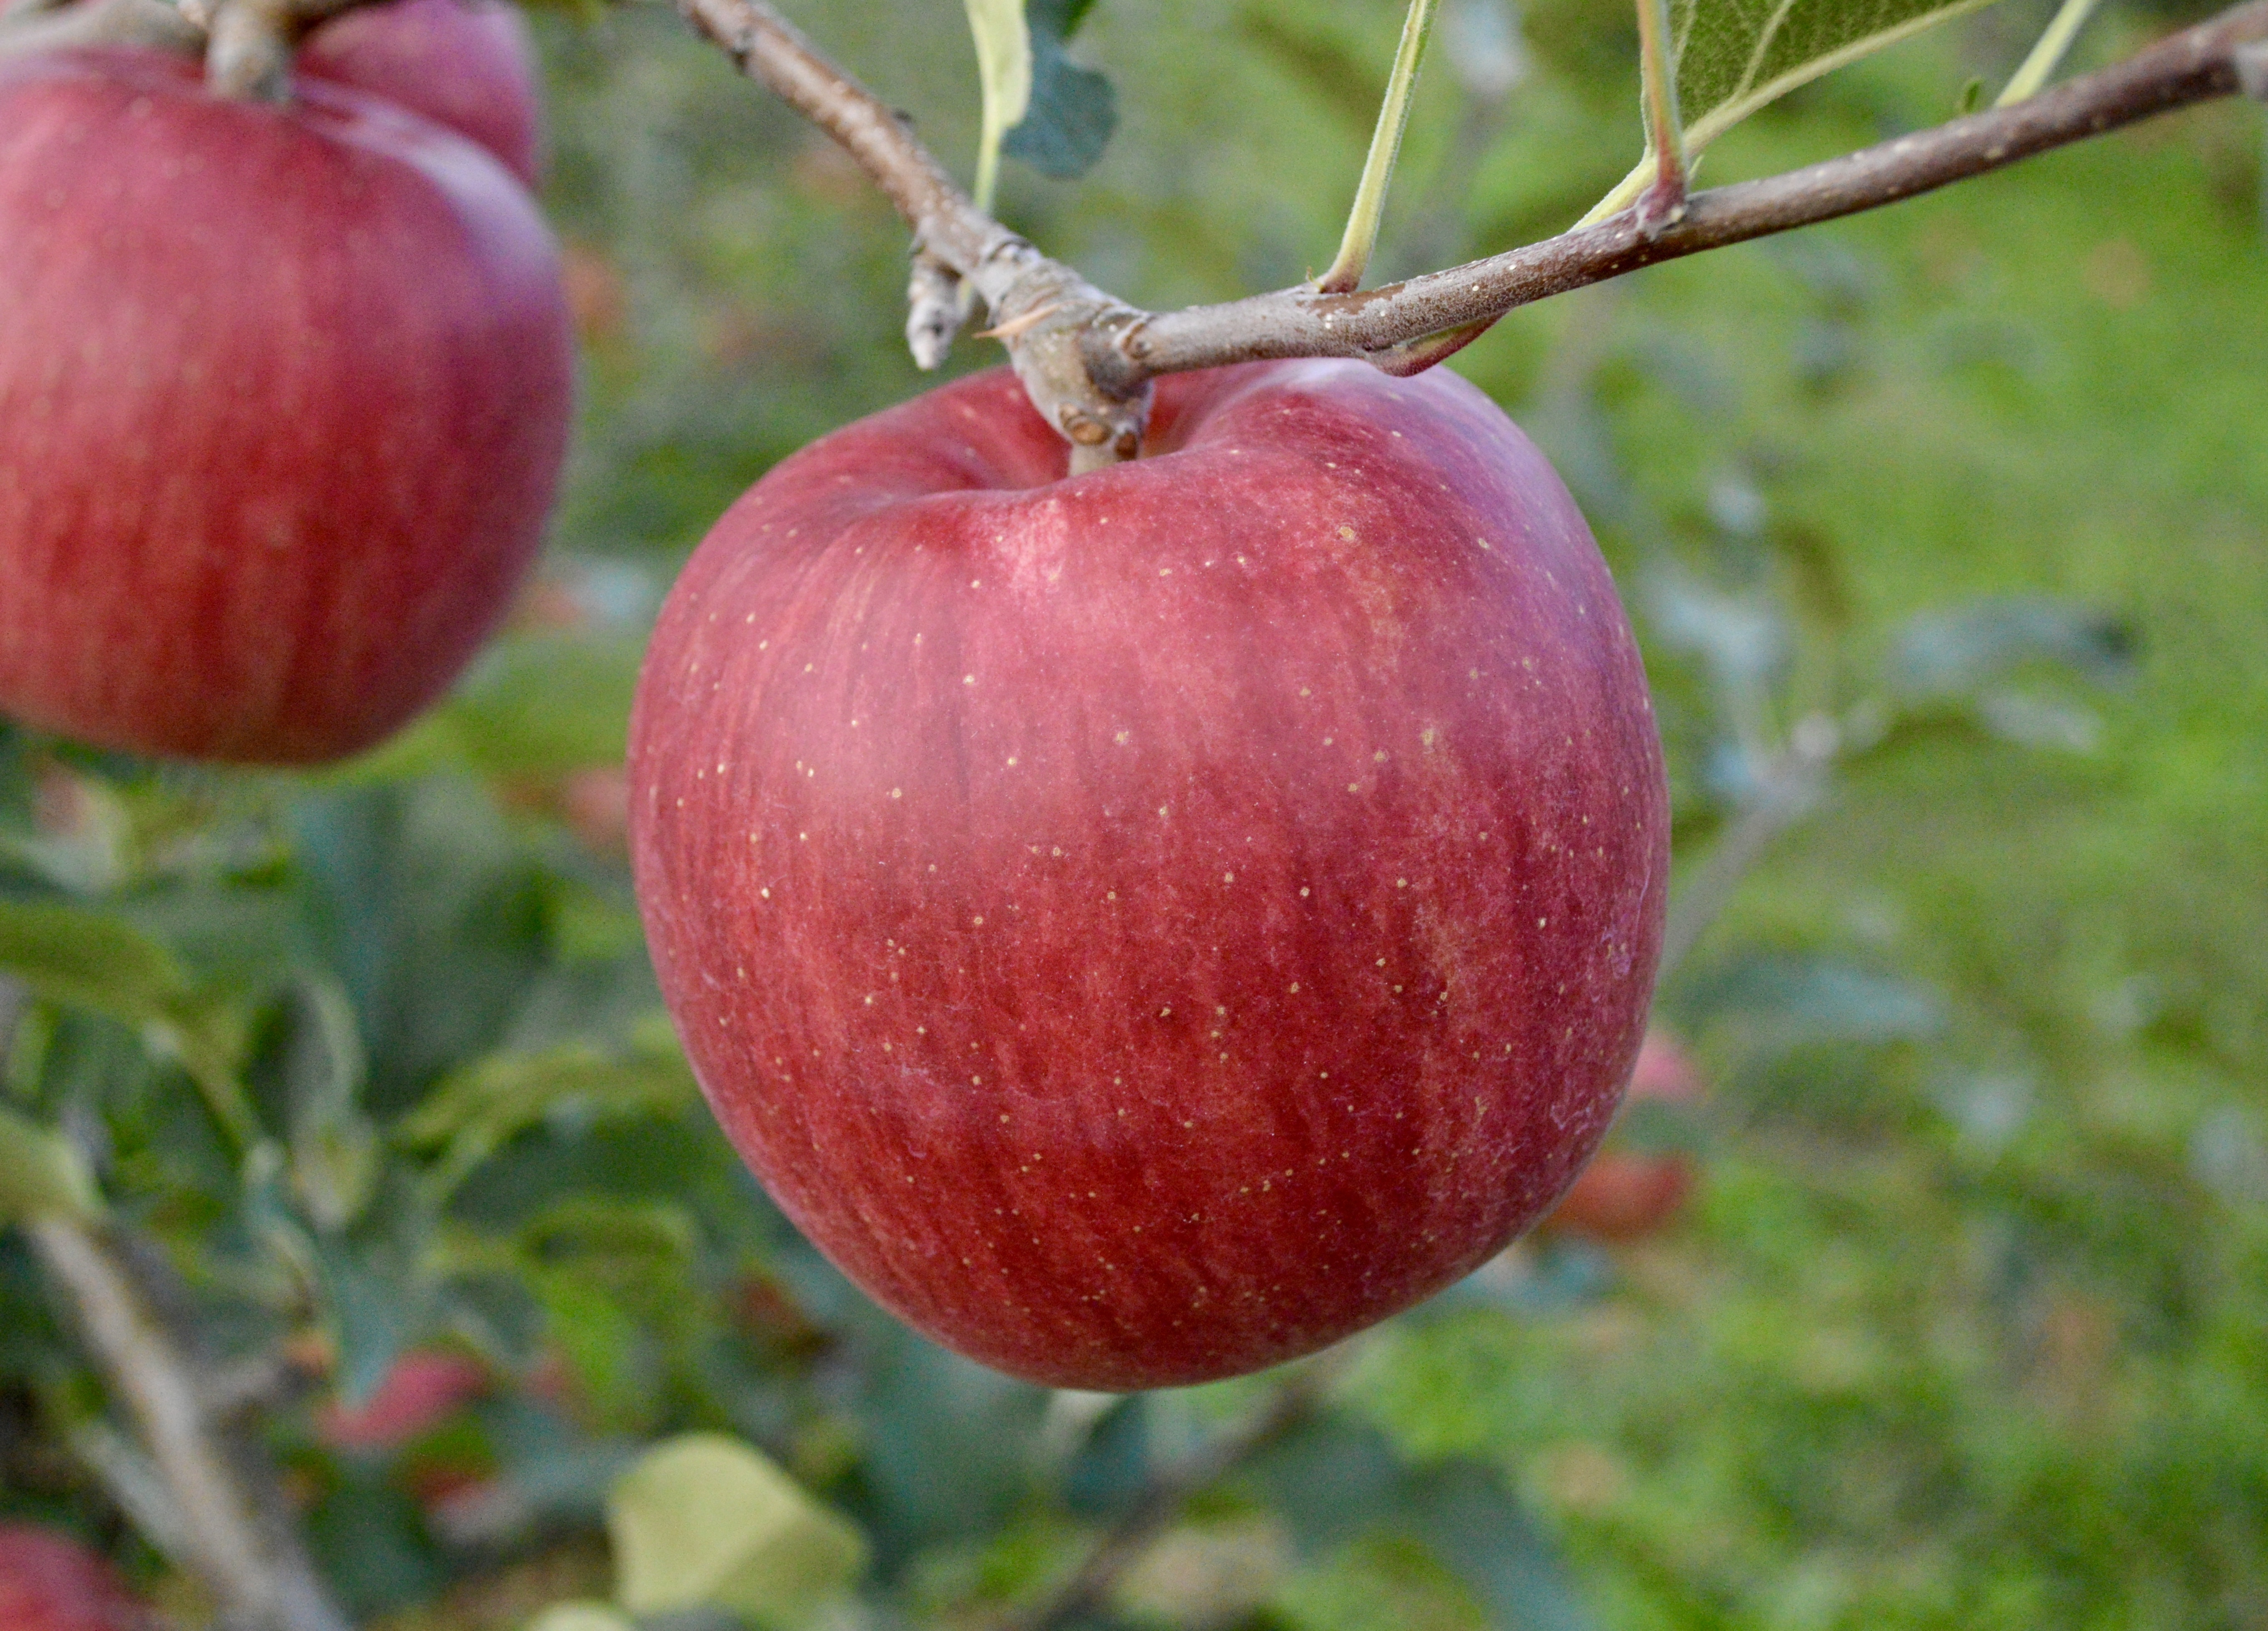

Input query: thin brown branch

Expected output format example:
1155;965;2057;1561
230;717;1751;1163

1091;0;2268;389
29;1218;353;1631
671;0;1152;464
1006;1349;1357;1631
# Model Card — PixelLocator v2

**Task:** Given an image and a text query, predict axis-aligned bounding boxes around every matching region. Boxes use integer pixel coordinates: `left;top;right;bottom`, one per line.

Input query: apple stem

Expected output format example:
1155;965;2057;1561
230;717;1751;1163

1316;0;1442;295
1631;0;1689;240
1997;0;2106;107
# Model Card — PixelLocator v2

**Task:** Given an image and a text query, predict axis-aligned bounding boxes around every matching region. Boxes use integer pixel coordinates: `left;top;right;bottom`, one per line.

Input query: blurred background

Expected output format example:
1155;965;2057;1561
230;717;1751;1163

3;0;2265;1625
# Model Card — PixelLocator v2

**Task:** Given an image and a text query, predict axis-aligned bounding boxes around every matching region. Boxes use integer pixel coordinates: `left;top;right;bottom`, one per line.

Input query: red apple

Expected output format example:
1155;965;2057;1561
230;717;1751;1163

298;0;544;188
0;48;572;764
315;1348;489;1451
0;1526;147;1631
1541;1027;1705;1241
1537;1150;1693;1240
630;360;1670;1389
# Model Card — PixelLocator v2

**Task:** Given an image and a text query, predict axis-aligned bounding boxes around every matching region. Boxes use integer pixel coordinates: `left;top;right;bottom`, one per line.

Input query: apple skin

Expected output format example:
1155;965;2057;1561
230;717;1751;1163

0;1526;147;1631
316;1348;489;1452
630;360;1669;1389
0;48;572;765
298;0;544;188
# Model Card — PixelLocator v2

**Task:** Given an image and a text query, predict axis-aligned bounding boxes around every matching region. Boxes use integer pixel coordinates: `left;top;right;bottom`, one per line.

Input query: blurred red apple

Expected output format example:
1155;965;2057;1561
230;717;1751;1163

317;1349;488;1451
0;48;571;764
631;360;1669;1389
298;0;543;187
1542;1027;1705;1241
0;1526;147;1631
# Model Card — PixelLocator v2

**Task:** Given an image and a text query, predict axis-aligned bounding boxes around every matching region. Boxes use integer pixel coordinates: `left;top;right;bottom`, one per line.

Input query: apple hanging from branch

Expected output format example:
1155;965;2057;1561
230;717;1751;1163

0;45;572;765
631;359;1670;1389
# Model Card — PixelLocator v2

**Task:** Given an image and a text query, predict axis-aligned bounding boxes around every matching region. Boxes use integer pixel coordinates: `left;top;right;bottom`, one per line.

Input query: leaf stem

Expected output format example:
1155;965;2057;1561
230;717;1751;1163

1318;0;1442;294
1997;0;2105;105
1634;0;1690;235
966;0;1032;216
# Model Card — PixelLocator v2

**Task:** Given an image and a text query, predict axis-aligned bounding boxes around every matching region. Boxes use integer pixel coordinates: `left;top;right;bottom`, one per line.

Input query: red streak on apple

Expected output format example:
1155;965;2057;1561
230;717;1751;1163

0;1526;147;1631
299;0;544;188
631;361;1670;1389
0;49;571;764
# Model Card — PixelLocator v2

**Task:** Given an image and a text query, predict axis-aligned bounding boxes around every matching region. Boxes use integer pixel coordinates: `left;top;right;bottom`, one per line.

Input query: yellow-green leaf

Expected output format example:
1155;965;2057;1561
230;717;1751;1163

524;1604;635;1631
1583;0;2010;222
610;1433;867;1628
965;0;1033;211
0;1107;101;1223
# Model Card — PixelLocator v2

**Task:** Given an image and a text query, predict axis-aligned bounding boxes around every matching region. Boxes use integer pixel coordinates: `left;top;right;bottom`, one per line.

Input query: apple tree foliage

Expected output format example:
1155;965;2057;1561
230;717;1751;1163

4;0;2268;1626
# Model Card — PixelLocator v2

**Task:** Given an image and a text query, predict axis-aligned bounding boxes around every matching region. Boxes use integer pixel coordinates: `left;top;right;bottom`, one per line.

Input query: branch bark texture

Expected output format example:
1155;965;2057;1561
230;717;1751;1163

672;0;1152;466
29;1218;352;1631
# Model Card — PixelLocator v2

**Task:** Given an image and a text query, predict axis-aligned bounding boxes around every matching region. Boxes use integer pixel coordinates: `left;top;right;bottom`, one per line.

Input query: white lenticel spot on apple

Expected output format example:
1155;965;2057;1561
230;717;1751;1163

890;788;902;798
963;674;975;684
1223;872;1235;883
1299;888;1310;898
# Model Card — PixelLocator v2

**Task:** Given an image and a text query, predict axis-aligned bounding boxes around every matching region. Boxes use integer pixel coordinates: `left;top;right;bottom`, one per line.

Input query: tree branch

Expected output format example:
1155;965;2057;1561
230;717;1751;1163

671;0;1151;468
666;0;2263;453
1006;1354;1348;1631
1094;0;2268;388
29;1218;353;1631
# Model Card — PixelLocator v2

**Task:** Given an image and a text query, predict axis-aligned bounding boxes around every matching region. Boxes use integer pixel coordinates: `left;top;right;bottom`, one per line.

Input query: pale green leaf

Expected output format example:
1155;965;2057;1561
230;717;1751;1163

965;0;1032;211
609;1433;867;1627
0;1106;101;1223
1583;0;2009;221
524;1605;635;1631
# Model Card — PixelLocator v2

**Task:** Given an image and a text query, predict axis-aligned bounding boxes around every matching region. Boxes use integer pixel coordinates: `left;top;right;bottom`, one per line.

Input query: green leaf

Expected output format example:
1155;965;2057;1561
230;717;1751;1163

1584;0;2010;221
0;1106;100;1223
280;978;377;1234
0;899;257;1148
1248;1416;1593;1631
965;0;1033;211
1689;954;1944;1045
332;632;643;781
1888;598;2135;698
609;1433;867;1627
1002;0;1118;180
399;1029;698;1200
526;1607;636;1631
